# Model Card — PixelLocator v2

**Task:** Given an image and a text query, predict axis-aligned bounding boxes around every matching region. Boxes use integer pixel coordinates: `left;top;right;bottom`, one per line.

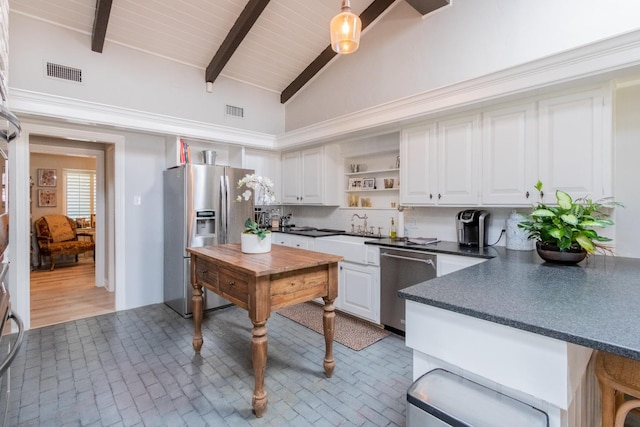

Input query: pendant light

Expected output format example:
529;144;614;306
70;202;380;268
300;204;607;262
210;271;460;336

330;0;362;54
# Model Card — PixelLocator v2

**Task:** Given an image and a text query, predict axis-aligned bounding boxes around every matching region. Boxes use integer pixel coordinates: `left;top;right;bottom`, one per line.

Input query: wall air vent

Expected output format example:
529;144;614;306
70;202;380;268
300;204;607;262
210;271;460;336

46;62;83;83
225;104;244;118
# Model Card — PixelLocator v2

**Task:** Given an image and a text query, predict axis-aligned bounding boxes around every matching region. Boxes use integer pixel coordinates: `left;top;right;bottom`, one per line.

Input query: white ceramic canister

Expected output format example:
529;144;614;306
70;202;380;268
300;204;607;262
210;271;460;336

505;210;535;251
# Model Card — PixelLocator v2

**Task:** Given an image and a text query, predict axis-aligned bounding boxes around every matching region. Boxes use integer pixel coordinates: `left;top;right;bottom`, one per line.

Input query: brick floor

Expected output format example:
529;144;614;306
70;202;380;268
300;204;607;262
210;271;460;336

6;304;412;426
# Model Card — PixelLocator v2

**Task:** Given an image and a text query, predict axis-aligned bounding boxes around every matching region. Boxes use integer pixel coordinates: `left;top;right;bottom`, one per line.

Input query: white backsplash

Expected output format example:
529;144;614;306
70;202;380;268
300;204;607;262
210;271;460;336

282;205;524;247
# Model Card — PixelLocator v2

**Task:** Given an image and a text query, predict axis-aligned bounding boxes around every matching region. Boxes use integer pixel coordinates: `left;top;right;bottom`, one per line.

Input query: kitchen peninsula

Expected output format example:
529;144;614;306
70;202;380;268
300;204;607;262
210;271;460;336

399;248;640;427
187;244;342;417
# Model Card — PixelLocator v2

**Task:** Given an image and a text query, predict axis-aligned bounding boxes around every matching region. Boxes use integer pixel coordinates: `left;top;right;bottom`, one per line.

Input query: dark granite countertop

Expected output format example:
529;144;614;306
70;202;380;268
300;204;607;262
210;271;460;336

365;238;496;259
398;247;640;360
271;228;349;238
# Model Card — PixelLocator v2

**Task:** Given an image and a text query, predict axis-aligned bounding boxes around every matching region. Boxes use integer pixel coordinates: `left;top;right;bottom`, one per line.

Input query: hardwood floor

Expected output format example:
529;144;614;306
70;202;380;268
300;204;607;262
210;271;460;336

30;257;115;329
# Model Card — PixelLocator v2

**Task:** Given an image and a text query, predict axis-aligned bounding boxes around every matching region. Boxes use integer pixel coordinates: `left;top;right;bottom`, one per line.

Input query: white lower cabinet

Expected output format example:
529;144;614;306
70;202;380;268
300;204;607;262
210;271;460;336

338;261;380;324
271;232;315;250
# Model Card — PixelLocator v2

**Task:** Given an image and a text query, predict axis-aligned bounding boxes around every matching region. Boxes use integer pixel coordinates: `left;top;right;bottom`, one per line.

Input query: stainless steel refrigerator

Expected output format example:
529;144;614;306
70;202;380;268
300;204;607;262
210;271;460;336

163;164;254;317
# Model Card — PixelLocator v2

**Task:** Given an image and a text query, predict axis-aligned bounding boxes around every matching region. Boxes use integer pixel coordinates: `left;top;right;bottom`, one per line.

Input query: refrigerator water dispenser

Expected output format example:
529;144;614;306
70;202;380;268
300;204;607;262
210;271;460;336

195;210;215;235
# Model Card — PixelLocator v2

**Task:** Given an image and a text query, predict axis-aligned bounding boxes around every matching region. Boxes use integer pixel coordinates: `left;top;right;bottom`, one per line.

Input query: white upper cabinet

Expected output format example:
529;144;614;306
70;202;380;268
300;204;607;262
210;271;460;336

400;85;612;207
281;145;340;205
400;115;480;206
281;150;301;203
400;123;436;205
538;88;611;201
243;148;281;203
481;103;537;205
437;114;481;205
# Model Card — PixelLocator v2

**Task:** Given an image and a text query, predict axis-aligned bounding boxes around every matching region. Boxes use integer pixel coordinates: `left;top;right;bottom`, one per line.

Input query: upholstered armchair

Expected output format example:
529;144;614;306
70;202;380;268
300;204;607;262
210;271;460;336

34;214;95;270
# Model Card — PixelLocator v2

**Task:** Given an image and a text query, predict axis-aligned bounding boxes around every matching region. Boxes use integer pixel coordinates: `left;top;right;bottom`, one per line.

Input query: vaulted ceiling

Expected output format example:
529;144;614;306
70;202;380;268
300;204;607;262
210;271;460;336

9;0;448;103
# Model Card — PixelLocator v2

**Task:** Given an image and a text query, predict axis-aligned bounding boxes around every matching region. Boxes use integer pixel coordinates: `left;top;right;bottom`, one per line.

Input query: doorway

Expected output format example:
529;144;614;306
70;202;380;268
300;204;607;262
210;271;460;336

29;142;113;327
9;122;126;331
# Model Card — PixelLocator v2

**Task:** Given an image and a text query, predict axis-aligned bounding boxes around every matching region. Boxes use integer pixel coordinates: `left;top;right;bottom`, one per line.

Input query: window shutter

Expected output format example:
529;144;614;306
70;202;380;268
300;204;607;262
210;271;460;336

65;170;95;219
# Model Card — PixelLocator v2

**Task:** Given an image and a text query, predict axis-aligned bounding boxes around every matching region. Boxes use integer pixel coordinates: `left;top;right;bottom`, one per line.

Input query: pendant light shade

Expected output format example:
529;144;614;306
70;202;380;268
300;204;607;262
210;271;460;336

330;0;362;54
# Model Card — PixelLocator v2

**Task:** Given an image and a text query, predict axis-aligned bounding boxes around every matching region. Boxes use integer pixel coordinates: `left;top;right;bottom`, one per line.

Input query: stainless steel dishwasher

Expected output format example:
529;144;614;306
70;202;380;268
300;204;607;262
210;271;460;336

380;248;437;333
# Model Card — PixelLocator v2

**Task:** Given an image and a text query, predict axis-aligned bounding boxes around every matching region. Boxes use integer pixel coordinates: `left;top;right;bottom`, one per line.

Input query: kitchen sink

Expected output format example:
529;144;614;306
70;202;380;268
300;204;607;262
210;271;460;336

315;234;379;264
287;226;315;231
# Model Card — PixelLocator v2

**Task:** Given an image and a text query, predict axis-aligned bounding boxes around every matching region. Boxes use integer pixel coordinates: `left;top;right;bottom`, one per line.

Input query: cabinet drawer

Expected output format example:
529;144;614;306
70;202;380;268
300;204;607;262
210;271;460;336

218;267;250;307
193;258;219;291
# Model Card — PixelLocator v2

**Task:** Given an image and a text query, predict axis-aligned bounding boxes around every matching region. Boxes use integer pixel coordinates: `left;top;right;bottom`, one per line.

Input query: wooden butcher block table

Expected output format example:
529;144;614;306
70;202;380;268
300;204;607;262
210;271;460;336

187;243;342;417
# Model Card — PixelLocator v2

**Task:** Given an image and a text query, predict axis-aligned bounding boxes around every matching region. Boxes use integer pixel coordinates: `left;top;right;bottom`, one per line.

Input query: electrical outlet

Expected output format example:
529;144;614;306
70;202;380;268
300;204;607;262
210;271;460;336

133;195;141;206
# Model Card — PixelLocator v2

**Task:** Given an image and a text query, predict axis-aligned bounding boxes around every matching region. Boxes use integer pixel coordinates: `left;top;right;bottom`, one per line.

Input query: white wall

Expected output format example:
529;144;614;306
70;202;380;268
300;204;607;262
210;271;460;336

8;12;285;136
613;82;640;258
286;0;640;131
121;130;165;308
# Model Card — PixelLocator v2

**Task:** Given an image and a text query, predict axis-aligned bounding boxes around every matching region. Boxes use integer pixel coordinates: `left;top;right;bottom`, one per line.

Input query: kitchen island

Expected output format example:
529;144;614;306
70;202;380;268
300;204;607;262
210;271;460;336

187;244;342;417
399;248;640;427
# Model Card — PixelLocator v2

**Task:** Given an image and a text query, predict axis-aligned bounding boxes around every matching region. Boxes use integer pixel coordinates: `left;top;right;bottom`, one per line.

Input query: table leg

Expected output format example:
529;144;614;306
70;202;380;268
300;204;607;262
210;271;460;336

251;320;268;417
192;283;203;353
322;297;336;378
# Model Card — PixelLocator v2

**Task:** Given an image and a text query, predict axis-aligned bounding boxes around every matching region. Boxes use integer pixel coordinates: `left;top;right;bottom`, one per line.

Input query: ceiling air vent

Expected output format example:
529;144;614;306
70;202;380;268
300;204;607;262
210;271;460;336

225;104;244;118
46;62;83;83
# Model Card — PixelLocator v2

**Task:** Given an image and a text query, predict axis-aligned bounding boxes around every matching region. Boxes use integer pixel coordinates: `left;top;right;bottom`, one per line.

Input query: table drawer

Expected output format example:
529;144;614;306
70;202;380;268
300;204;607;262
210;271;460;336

218;267;250;305
194;258;219;291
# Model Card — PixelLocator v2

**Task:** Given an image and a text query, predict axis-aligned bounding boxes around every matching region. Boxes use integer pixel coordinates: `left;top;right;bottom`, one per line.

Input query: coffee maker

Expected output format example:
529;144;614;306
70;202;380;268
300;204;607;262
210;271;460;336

456;210;490;247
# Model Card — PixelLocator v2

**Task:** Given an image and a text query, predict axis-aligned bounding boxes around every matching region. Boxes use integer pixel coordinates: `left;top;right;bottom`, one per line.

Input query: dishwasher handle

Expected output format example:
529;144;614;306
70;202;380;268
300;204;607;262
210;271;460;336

381;252;436;269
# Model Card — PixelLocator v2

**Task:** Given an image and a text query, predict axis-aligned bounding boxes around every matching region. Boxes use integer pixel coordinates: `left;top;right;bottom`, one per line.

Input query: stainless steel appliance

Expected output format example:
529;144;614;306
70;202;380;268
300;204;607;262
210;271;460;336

380;248;437;333
163;164;254;317
456;210;490;247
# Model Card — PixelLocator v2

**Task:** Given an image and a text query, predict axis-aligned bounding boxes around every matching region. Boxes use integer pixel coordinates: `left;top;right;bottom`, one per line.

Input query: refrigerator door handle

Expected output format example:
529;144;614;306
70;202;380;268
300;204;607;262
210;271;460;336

224;174;231;244
220;175;227;244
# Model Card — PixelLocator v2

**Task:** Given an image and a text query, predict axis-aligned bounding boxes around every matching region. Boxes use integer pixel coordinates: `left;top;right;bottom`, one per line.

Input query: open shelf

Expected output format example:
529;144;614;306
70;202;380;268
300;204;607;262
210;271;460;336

345;188;398;193
345;168;399;176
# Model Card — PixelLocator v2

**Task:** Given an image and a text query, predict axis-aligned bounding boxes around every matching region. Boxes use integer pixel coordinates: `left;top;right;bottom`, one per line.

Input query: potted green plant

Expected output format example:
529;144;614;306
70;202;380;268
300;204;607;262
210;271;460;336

236;174;276;254
518;181;622;264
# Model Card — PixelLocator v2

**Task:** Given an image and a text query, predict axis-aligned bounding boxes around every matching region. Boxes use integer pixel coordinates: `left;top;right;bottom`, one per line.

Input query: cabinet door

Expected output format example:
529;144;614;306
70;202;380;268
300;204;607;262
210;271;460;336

281;151;301;204
339;262;380;323
243;149;281;203
538;89;611;201
288;236;314;250
482;104;537;205
437;114;480;205
300;147;324;204
400;124;437;205
271;232;289;246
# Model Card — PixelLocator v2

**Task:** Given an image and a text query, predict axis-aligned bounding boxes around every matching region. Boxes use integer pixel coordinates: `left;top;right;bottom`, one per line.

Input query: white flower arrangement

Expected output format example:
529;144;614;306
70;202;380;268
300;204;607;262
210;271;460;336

236;174;276;206
237;174;276;240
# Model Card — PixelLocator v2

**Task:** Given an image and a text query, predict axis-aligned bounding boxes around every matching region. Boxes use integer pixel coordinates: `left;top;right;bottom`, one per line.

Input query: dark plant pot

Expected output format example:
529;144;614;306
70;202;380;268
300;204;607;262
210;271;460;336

536;241;587;264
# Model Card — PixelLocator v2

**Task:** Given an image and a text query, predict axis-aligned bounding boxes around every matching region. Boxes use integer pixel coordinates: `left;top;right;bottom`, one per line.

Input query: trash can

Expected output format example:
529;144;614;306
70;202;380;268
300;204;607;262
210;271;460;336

407;369;548;427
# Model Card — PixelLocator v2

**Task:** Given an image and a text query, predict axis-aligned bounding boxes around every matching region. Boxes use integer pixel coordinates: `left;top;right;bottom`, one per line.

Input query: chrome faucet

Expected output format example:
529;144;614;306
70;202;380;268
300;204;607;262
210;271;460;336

351;213;368;235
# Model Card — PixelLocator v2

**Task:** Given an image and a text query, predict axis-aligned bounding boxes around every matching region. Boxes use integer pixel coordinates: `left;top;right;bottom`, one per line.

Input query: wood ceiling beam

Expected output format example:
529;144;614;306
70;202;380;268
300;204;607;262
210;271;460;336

91;0;113;53
405;0;450;16
206;0;270;84
280;0;394;104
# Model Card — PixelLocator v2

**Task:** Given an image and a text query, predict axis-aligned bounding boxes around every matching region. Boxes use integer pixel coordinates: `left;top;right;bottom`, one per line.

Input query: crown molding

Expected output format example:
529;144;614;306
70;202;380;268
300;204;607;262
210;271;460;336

8;88;276;149
276;28;640;149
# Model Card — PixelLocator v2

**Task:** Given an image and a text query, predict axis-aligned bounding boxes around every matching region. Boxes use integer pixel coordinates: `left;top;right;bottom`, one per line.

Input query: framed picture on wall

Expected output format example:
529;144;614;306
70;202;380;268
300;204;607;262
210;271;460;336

37;169;57;187
38;189;57;207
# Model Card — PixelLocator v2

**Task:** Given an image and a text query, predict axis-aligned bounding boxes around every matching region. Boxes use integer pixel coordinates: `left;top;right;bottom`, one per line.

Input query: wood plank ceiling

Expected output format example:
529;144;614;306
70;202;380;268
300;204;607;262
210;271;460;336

10;0;448;103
